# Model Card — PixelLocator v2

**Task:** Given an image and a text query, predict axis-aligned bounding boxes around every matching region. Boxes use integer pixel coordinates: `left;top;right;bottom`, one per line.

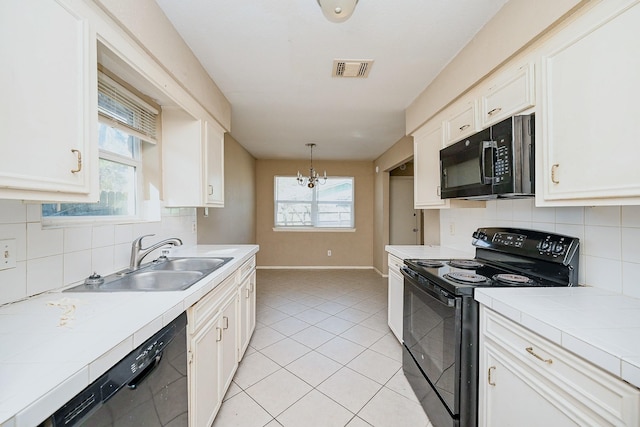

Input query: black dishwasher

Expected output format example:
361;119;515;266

40;312;188;427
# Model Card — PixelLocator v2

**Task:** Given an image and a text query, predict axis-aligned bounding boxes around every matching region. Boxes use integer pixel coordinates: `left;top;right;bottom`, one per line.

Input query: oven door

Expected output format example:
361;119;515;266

401;268;461;424
440;127;494;199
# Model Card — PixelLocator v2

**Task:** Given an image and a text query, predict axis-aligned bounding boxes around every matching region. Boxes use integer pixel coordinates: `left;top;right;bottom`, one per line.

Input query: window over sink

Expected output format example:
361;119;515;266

42;71;157;222
274;176;354;229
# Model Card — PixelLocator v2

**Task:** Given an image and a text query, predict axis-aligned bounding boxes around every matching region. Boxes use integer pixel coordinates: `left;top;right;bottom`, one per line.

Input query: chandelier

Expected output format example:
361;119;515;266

317;0;359;23
297;143;327;188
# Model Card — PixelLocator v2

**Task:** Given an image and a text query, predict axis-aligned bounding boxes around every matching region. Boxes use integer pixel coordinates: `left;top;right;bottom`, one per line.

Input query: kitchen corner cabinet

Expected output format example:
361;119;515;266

0;0;98;202
480;62;535;128
537;0;640;206
413;124;448;209
387;253;404;343
479;307;640;427
162;107;225;207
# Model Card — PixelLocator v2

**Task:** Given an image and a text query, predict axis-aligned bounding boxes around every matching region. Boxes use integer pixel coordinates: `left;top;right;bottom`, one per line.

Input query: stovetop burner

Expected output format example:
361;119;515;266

447;260;484;269
416;260;444;268
444;271;489;284
492;273;535;285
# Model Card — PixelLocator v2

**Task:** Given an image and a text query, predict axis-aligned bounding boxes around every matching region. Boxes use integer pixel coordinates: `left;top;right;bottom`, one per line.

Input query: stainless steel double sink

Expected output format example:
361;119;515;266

65;257;233;292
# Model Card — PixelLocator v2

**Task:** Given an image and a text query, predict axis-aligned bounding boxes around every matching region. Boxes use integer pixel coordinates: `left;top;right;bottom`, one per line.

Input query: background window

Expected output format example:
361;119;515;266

275;176;354;228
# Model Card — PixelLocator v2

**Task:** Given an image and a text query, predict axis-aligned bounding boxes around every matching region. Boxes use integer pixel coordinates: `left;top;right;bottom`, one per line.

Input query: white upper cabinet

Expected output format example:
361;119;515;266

537;0;640;206
204;120;225;207
444;99;478;146
162;108;225;207
0;0;98;202
480;62;535;128
413;123;448;209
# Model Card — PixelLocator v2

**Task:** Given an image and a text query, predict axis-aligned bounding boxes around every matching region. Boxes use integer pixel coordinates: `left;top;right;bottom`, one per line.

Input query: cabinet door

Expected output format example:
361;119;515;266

0;0;98;201
480;343;579;427
204;120;225;207
162;107;203;207
189;310;222;427
480;63;534;128
413;124;448;209
219;291;238;396
444;100;477;146
238;270;257;361
538;0;640;205
387;255;404;343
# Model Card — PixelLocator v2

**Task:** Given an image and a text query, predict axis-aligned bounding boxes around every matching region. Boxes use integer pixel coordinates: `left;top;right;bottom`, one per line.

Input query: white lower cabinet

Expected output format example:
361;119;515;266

188;305;222;427
387;254;404;343
187;255;257;427
238;259;256;361
479;307;640;427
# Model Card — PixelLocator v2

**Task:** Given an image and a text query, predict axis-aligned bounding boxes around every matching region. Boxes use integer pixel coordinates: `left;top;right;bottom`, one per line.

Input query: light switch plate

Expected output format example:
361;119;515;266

0;239;17;271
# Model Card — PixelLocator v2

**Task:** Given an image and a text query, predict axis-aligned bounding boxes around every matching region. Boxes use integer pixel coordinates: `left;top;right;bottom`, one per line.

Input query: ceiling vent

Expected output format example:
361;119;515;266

332;60;373;78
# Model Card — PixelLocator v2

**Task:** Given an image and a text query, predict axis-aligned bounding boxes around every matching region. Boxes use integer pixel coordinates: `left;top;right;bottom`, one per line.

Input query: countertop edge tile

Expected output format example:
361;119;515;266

560;331;622;378
622;358;640;388
520;313;562;345
14;366;88;427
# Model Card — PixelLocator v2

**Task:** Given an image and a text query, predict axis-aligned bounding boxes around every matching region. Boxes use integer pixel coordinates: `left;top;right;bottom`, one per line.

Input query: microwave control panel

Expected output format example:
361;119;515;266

494;138;511;183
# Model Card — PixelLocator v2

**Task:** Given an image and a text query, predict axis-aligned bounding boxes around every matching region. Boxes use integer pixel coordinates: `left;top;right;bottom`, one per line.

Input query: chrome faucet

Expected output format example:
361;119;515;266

129;234;183;270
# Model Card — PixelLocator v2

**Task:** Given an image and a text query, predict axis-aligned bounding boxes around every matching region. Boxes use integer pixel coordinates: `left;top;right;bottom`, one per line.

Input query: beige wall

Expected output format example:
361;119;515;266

256;159;374;267
406;0;585;133
197;134;256;244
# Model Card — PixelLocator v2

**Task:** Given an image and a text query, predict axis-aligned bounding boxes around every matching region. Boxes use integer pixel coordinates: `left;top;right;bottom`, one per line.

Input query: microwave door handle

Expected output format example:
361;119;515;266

481;140;497;185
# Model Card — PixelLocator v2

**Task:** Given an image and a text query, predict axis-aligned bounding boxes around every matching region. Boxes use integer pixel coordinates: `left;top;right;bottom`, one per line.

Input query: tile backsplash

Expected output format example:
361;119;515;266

440;199;640;298
0;200;197;306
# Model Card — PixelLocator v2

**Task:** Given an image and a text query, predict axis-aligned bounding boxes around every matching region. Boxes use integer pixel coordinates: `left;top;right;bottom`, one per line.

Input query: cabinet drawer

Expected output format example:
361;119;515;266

483;309;640;426
481;63;535;127
388;254;403;273
444;100;477;145
238;256;256;283
189;274;236;333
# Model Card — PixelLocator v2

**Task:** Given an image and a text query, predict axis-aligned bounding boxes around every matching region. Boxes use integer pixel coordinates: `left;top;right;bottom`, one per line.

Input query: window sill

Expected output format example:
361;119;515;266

273;227;356;233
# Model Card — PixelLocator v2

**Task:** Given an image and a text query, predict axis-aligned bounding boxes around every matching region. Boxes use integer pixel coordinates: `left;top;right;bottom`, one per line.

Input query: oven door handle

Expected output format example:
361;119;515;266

402;267;456;307
424;285;456;307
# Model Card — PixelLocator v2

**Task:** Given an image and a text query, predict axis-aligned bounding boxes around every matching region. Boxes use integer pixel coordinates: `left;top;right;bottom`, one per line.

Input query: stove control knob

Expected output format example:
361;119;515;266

552;243;565;254
538;241;551;252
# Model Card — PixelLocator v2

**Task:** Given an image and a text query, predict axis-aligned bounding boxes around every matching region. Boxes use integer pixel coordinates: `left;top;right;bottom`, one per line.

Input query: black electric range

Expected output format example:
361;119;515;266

403;227;580;296
401;227;580;427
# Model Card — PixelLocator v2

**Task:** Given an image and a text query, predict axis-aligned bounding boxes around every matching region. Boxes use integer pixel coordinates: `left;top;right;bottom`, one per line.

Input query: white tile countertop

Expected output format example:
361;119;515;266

475;287;640;390
386;245;474;261
0;244;258;427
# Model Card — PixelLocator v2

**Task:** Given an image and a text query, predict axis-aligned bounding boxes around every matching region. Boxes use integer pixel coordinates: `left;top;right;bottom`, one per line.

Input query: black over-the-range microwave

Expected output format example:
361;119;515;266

439;114;534;200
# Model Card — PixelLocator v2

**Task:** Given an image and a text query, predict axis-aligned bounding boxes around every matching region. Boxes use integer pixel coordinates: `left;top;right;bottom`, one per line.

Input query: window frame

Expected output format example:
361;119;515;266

273;176;355;231
41;71;153;226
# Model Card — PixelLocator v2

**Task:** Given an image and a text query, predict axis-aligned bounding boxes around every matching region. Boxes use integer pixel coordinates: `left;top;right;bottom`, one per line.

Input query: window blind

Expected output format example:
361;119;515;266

98;73;158;144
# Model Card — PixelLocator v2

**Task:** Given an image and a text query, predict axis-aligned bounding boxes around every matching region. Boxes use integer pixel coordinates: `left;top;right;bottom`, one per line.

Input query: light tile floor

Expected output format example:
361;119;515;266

213;269;432;427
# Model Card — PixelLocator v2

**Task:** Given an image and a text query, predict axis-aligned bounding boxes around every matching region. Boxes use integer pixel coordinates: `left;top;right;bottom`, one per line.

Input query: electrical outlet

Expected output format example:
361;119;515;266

192;222;197;233
327;250;332;256
449;223;455;236
0;239;16;271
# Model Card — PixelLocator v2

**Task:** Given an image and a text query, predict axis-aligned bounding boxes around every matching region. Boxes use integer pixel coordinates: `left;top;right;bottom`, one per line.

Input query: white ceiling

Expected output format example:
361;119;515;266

155;0;509;161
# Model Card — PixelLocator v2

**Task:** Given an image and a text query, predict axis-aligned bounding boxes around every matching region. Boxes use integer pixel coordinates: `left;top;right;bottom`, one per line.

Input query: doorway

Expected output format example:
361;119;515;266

389;163;422;245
